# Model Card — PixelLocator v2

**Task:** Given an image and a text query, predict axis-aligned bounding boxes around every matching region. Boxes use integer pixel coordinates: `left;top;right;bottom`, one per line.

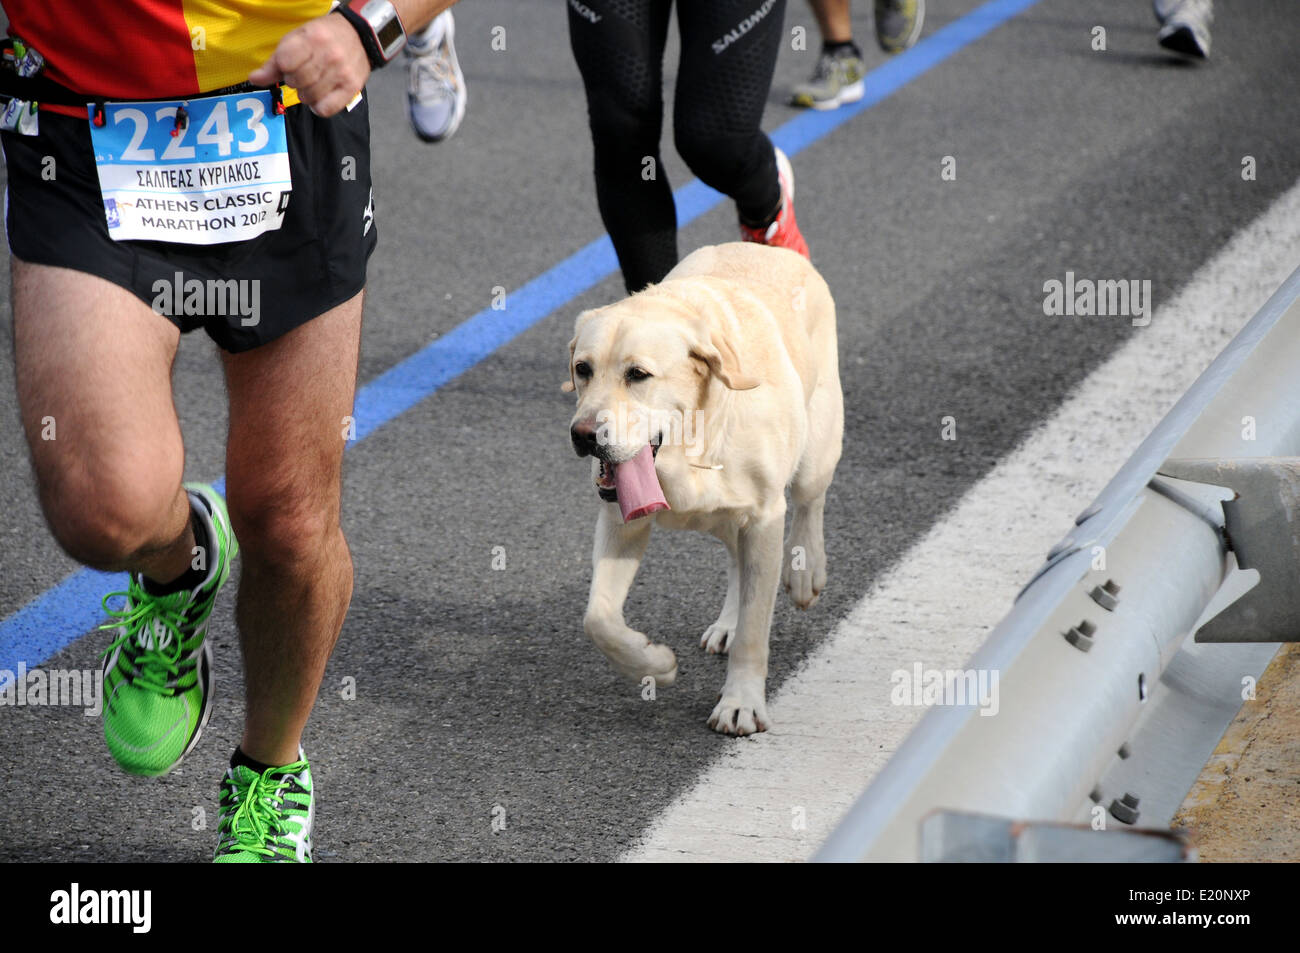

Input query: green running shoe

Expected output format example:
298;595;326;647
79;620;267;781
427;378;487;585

214;753;315;863
99;483;237;776
790;49;865;111
874;0;925;54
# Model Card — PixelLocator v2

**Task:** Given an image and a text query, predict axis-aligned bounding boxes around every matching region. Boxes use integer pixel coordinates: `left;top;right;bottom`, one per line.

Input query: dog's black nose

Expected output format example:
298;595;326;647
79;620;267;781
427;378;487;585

571;420;600;457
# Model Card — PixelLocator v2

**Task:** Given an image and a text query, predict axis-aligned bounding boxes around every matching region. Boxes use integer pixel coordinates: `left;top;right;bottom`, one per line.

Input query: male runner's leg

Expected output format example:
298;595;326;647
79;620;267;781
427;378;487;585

13;259;239;780
220;293;362;768
13;261;192;582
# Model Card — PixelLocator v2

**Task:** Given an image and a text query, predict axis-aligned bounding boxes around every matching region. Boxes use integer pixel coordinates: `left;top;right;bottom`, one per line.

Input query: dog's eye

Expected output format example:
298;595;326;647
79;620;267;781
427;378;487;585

574;361;592;379
626;367;652;383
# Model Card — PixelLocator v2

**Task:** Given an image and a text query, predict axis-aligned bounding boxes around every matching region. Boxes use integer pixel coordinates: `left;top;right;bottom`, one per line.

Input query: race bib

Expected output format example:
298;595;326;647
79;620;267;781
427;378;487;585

88;90;292;244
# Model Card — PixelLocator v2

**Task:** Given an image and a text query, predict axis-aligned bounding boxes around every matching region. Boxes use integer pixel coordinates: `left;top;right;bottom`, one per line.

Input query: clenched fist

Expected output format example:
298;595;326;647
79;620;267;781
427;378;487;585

249;13;370;117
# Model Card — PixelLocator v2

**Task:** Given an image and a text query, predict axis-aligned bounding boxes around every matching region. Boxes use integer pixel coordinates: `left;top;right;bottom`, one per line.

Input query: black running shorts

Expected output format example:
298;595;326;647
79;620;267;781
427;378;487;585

1;93;377;352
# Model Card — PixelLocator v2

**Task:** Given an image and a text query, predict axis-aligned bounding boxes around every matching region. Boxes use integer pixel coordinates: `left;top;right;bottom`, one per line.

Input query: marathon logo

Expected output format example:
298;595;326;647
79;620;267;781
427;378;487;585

49;884;151;933
131;192;279;214
712;0;779;54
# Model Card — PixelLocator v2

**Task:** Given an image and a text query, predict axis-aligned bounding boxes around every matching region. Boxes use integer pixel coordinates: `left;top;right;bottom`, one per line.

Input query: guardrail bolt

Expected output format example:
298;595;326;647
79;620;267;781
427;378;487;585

1089;579;1122;611
1118;742;1132;759
1064;619;1097;653
1109;792;1140;825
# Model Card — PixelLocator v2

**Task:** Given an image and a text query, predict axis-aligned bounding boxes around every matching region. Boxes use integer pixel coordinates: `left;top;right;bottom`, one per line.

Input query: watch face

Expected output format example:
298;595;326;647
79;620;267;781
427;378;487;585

376;16;404;51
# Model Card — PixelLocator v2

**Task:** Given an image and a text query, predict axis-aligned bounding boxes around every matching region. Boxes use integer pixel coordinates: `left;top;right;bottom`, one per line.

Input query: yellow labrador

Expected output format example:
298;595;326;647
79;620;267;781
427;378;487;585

565;242;843;736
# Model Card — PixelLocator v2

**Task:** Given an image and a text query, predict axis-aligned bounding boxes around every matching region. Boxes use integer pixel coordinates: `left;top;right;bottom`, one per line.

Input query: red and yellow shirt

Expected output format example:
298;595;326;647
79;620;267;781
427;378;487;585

4;0;330;107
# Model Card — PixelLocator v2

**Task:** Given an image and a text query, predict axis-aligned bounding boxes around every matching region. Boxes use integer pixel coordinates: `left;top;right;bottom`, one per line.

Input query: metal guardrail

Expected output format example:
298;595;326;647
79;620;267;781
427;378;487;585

815;263;1300;862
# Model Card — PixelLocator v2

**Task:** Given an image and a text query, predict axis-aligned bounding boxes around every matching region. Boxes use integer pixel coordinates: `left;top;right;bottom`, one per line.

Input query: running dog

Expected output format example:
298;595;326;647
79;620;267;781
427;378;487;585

565;242;843;735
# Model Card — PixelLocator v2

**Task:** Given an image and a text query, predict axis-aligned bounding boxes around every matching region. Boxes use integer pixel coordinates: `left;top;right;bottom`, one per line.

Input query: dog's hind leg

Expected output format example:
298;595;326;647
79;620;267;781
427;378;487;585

783;377;843;610
700;524;740;655
583;505;678;686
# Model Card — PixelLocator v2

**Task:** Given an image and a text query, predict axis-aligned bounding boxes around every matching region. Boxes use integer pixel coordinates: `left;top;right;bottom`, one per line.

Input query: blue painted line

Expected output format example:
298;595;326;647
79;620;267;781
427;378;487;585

0;0;1041;676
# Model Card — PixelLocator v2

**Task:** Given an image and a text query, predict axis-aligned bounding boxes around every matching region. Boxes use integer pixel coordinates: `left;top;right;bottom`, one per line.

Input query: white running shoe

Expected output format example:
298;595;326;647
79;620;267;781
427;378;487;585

406;10;467;142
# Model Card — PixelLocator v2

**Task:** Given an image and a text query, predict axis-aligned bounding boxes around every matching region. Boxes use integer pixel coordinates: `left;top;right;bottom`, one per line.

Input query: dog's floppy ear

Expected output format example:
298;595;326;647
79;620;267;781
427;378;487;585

564;309;598;393
688;316;760;391
690;334;758;390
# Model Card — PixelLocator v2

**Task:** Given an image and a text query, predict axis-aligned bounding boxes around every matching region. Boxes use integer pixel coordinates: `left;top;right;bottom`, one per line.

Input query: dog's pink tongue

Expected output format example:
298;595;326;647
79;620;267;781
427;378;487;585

612;445;669;522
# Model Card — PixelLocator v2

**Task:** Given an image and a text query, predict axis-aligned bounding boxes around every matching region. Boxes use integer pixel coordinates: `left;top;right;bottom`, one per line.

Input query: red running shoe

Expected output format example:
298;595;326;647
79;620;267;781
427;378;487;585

738;147;810;260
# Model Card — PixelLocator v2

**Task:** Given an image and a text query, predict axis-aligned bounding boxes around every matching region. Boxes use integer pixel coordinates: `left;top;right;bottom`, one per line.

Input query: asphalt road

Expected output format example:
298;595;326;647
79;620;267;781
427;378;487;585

1;0;1298;861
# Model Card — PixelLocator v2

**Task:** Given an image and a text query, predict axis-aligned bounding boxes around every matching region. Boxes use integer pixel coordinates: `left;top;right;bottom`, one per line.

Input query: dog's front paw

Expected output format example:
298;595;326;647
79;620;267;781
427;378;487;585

586;619;678;687
700;615;737;655
610;639;678;687
707;682;770;736
637;642;679;687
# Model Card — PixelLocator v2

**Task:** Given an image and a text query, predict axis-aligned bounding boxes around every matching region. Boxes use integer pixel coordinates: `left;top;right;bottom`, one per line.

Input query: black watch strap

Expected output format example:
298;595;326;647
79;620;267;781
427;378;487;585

336;4;390;71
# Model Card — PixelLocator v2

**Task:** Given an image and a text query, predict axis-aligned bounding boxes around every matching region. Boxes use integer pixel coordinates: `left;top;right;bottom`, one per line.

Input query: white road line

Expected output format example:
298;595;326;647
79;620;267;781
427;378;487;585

622;179;1300;863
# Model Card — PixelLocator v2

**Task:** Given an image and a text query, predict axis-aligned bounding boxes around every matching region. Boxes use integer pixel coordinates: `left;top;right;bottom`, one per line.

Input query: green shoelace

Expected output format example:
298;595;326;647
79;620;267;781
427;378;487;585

99;578;191;697
222;766;308;857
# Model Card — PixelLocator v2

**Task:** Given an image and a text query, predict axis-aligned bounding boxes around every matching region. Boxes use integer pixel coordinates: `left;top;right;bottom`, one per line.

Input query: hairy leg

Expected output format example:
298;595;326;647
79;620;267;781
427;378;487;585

11;259;194;581
221;293;362;767
809;0;854;43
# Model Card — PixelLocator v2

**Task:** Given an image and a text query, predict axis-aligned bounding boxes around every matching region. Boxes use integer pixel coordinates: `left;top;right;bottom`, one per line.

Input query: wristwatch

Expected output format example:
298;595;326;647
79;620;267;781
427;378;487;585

335;0;407;70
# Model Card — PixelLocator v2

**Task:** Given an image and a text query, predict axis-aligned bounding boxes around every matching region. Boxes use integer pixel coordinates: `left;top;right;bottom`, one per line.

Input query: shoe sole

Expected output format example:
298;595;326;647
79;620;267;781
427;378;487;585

775;147;796;203
807;79;865;111
774;147;810;258
166;484;230;773
1158;23;1209;58
789;74;866;110
178;483;232;769
180;640;215;767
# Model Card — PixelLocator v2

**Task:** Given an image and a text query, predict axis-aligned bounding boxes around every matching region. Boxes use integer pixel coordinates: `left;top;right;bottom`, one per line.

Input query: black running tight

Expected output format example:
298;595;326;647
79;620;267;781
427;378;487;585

567;0;787;292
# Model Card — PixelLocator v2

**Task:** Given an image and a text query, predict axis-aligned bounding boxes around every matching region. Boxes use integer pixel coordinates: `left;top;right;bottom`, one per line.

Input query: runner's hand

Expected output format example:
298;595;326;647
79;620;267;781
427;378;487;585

249;13;370;117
